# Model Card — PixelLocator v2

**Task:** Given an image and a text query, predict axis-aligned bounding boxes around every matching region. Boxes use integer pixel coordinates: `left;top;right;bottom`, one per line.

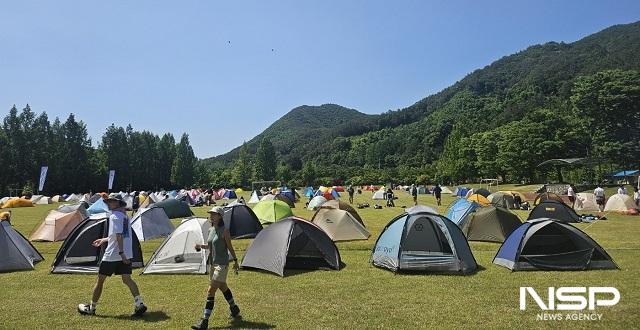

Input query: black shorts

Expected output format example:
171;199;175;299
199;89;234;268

99;261;132;276
435;194;442;199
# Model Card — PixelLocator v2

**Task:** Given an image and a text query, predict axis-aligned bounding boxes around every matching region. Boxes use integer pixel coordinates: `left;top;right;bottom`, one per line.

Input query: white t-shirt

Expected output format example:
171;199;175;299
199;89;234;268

635;191;640;200
102;210;133;262
567;186;575;197
617;187;625;195
594;187;605;197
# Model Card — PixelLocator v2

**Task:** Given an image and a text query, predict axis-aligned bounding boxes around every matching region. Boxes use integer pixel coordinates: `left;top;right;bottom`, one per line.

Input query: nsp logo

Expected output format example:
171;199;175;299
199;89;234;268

520;287;620;310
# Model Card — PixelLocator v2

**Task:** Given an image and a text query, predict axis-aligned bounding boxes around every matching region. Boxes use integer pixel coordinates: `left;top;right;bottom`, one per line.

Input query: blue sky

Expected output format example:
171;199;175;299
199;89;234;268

1;1;639;158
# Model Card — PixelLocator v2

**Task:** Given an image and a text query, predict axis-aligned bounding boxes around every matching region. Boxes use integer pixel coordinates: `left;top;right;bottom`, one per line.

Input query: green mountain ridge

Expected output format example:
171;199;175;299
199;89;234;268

202;21;640;184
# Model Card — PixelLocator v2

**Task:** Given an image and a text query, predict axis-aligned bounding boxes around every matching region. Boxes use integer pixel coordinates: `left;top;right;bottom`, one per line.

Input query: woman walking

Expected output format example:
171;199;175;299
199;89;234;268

192;206;241;329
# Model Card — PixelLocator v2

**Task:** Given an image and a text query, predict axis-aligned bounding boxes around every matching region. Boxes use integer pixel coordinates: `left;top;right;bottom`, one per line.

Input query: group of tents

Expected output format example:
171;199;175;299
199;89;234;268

1;185;622;276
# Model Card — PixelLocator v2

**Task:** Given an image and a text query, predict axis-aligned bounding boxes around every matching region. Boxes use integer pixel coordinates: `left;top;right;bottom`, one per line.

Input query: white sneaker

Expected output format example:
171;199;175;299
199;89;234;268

77;303;96;315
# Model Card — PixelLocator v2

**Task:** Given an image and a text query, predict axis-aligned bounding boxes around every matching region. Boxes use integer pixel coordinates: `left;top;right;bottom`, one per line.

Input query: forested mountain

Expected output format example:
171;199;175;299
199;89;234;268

202;21;640;186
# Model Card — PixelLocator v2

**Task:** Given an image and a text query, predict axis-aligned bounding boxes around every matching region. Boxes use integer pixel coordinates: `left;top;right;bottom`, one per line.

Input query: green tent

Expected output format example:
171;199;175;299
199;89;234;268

252;200;293;224
460;206;522;243
151;199;193;219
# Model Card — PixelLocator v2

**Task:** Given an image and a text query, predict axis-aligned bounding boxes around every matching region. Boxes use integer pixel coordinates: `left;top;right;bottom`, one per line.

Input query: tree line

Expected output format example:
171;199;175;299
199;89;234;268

0;105;197;196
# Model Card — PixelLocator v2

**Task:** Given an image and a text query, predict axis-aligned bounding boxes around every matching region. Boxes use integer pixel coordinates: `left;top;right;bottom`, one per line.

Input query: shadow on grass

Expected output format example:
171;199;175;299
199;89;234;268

242;261;346;278
95;310;170;322
210;316;275;329
387;264;487;277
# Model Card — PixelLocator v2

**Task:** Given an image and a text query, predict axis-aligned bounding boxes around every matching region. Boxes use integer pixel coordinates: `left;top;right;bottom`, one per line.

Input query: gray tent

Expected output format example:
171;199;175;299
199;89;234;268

487;192;516;209
0;221;44;272
371;210;477;274
131;207;175;241
241;217;341;276
223;204;263;239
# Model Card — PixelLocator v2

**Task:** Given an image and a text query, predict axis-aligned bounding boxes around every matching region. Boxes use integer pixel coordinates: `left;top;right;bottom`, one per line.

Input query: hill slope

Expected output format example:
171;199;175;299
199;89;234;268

202;21;640;183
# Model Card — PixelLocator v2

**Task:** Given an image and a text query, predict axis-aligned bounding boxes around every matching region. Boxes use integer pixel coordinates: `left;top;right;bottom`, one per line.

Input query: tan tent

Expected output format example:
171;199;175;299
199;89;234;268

604;194;637;212
31;195;53;205
30;209;86;241
140;195;155;208
321;200;364;225
575;193;599;211
311;206;370;241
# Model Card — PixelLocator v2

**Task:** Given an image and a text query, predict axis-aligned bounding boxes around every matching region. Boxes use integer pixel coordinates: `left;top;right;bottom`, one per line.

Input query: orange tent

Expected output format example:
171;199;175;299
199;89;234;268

467;194;490;206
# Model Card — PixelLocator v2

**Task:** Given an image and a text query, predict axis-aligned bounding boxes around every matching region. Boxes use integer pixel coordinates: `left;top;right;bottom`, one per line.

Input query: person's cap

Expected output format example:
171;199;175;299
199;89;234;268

207;206;224;216
106;194;127;207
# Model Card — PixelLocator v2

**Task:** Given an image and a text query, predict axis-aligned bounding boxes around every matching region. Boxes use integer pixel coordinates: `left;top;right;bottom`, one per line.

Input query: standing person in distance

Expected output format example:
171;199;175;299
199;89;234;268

78;195;147;317
634;187;640;207
567;184;576;209
410;184;418;206
433;184;443;206
347;184;355;204
192;206;241;330
594;185;606;212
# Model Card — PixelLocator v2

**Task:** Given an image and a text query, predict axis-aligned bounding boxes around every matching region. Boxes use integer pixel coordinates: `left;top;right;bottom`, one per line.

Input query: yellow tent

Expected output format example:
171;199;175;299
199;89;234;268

1;198;34;209
467;194;490;206
235;188;244;193
319;186;329;193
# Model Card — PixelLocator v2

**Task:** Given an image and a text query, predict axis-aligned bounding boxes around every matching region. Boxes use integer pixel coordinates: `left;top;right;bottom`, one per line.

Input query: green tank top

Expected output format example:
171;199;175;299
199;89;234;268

207;226;229;265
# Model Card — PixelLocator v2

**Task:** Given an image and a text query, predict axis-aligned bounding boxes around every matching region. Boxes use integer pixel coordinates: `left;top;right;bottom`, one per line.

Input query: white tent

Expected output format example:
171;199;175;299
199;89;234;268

31;195;52;205
307;196;328;210
0;197;10;205
65;194;80;202
372;188;385;200
441;186;453;194
131;207;175;241
248;191;260;204
575;193;599;211
142;217;211;274
604;194;637;212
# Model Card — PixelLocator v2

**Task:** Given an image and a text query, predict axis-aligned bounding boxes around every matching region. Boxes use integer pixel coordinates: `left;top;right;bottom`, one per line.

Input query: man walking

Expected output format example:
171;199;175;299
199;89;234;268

347;185;355;204
594;185;606;212
567;185;576;209
410;184;418;206
78;195;147;317
433;184;442;206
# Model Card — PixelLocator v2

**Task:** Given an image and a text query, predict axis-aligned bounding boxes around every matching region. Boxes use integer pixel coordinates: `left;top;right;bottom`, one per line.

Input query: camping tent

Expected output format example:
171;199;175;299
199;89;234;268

534;192;565;206
446;199;480;226
52;195;64;203
467;194;490;206
235;188;244;194
30;208;87;242
57;203;90;218
527;200;580;223
493;218;618;271
303;187;314;198
307;196;328;210
440;186;453;194
222;204;263;239
321;200;364;224
405;205;438;214
454;187;469;197
0;221;44;272
261;194;295;208
252;200;293;224
86;198;109;215
474;188;491;198
311;203;369;241
51;214;143;273
1;198;34;209
371;210;477;274
131;207;175;241
151;199;193;219
31;195;52;205
575;193;599;212
142;217;211;274
499;191;527;201
459;206;522;243
487;192;516;209
372;188;385;200
65;194;81;202
248;191;261;204
241;217;341;276
604;194;637;212
417;186;430;194
223;190;237;200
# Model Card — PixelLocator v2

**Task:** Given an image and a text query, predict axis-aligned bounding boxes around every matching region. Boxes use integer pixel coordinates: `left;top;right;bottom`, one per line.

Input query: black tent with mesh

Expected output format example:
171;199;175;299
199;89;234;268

223;204;263;239
51;214;143;273
527;200;581;223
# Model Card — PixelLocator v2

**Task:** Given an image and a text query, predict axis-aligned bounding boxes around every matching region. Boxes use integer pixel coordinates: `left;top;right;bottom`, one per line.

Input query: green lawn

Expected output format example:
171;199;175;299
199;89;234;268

1;190;639;329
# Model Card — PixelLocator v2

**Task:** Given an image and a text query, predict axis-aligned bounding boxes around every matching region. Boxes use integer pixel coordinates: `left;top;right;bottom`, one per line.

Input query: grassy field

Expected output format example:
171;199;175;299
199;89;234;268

1;186;639;329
